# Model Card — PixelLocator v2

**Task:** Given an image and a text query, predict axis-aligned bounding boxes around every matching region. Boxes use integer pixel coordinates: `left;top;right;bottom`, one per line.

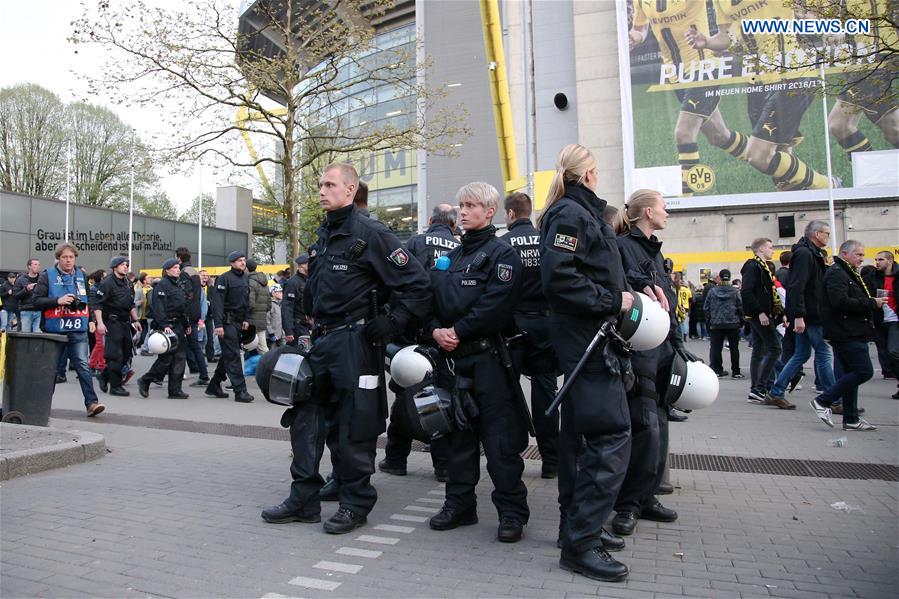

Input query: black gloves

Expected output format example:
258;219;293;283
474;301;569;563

365;314;397;344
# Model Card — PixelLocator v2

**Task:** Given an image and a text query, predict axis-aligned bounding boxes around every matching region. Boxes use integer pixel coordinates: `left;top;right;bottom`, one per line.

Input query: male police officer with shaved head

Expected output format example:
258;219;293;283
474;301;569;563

262;163;430;534
206;250;254;403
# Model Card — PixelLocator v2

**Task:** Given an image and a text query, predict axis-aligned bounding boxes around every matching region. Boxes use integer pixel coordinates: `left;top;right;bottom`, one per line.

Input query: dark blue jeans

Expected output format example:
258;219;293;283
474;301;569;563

815;339;872;425
748;317;782;393
57;332;99;408
184;320;209;379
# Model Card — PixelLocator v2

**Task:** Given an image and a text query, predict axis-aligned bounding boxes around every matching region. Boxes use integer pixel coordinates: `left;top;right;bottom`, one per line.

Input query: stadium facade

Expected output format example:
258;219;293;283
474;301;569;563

240;0;897;282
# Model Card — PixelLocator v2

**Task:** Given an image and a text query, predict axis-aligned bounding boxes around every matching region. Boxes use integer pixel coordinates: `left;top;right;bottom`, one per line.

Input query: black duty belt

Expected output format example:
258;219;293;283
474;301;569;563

106;313;131;321
313;318;365;338
518;309;550;317
449;337;493;359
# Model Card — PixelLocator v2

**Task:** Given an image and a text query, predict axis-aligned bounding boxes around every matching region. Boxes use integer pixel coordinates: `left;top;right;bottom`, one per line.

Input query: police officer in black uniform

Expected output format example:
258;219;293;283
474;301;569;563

261;163;430;534
137;259;190;399
499;191;560;479
612;189;682;537
94;256;140;396
206;251;254;403
426;182;530;543
539;144;632;582
378;203;459;480
281;254;310;346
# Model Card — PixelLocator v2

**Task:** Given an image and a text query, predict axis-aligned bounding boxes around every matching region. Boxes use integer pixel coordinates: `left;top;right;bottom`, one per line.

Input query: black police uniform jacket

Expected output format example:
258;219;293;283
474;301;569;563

305;204;430;331
427;224;523;341
94;273;135;319
405;223;460;270
499;218;546;313
822;257;878;342
617;227;678;379
152;275;190;330
210;267;250;328
539;183;629;435
281;272;309;338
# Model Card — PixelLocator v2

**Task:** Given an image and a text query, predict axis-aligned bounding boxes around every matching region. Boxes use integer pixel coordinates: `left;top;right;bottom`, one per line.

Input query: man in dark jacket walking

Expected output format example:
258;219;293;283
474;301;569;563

766;221;834;409
704;269;744;379
13;259;42;332
864;251;899;399
741;238;783;403
246;259;272;355
810;241;884;431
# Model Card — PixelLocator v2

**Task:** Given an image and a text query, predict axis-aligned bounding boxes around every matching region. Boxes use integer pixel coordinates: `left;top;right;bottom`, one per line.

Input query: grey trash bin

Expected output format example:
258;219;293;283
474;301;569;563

2;332;69;426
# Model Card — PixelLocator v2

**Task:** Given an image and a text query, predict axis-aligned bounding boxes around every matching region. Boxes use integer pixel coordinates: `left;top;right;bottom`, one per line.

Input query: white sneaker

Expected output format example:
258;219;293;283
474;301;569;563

843;419;876;431
809;398;833;427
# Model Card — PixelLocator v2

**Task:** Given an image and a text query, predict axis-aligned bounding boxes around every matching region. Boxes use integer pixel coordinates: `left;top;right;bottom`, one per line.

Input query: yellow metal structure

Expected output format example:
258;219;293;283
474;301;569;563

480;0;520;188
236;103;288;200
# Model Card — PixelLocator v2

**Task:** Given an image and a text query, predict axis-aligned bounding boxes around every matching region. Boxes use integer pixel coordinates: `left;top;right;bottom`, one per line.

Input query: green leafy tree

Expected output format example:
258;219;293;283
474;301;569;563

135;189;179;220
181;193;216;227
0;84;68;198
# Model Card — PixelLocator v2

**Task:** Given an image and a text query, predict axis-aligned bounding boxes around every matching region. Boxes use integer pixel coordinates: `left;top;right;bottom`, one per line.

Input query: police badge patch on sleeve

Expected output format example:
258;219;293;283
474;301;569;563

497;263;513;282
388;248;410;268
553;225;579;252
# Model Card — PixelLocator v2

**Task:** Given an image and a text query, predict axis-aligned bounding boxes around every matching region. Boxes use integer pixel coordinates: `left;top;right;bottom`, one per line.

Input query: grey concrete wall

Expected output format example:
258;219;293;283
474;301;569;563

0;190;247;273
421;0;504;221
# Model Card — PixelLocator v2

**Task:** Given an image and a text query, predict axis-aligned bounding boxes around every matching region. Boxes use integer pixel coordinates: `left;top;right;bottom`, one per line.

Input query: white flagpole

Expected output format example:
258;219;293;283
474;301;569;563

128;131;135;267
198;165;203;269
819;61;837;255
65;140;71;242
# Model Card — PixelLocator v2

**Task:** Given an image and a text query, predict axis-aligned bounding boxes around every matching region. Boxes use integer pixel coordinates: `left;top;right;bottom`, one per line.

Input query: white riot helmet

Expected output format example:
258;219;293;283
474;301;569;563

146;330;179;355
240;324;259;351
617;291;669;351
665;353;719;410
389;345;436;388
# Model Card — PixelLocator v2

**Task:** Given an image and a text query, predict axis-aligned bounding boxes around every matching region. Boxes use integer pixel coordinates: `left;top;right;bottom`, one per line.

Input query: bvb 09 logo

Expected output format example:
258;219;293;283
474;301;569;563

685;164;715;193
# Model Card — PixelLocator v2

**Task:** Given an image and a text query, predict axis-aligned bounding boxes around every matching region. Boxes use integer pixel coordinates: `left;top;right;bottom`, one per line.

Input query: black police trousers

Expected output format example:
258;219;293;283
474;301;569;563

653;342;675;494
143;324;187;395
288;325;384;515
614;375;661;514
513;313;559;468
383;388;449;471
102;318;133;387
552;315;631;554
436;349;529;523
210;322;247;393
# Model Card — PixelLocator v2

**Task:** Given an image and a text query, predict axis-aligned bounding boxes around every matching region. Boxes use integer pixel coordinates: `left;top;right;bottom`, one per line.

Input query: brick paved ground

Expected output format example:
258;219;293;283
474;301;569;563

1;340;897;598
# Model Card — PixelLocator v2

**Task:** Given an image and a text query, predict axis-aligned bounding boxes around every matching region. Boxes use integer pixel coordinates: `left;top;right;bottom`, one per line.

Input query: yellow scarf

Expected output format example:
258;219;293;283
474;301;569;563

836;256;872;299
754;255;783;316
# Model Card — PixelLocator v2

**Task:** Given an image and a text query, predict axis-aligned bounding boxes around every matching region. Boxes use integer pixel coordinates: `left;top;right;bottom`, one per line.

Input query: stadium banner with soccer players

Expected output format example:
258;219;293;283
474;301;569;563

615;0;899;209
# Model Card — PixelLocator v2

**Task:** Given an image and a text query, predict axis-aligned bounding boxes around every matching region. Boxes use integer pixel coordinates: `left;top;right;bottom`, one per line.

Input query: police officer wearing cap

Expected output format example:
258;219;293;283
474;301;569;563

426;181;530;544
281;254;310;346
499;191;561;479
261;162;430;534
539;144;633;582
378;203;458;480
94;256;140;396
612;189;682;538
137;259;190;399
206;250;254;403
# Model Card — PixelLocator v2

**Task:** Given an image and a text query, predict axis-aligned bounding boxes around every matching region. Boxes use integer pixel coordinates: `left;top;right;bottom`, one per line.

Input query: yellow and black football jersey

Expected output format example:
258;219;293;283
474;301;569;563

633;0;715;82
713;0;802;73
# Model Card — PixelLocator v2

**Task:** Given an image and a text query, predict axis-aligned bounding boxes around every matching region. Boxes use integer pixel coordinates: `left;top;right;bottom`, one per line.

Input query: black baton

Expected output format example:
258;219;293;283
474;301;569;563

544;320;613;417
495;335;537;437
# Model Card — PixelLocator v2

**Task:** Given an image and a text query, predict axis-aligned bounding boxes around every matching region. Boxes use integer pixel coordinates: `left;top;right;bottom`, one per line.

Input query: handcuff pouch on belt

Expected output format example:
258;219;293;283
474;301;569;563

604;326;635;392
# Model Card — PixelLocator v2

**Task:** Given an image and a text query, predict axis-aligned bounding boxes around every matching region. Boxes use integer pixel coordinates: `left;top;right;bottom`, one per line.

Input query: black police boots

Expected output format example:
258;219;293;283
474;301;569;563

205;380;228;398
168;391;190;399
497;517;524;543
261;502;321;524
560;547;629;582
319;477;339;501
541;464;559;479
98;374;109;394
556;528;625;552
640;500;678;522
657;481;674;495
429;506;478;531
611;511;638;536
137;377;151;398
234;391;254;403
377;459;407;476
109;386;130;397
323;506;367;534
